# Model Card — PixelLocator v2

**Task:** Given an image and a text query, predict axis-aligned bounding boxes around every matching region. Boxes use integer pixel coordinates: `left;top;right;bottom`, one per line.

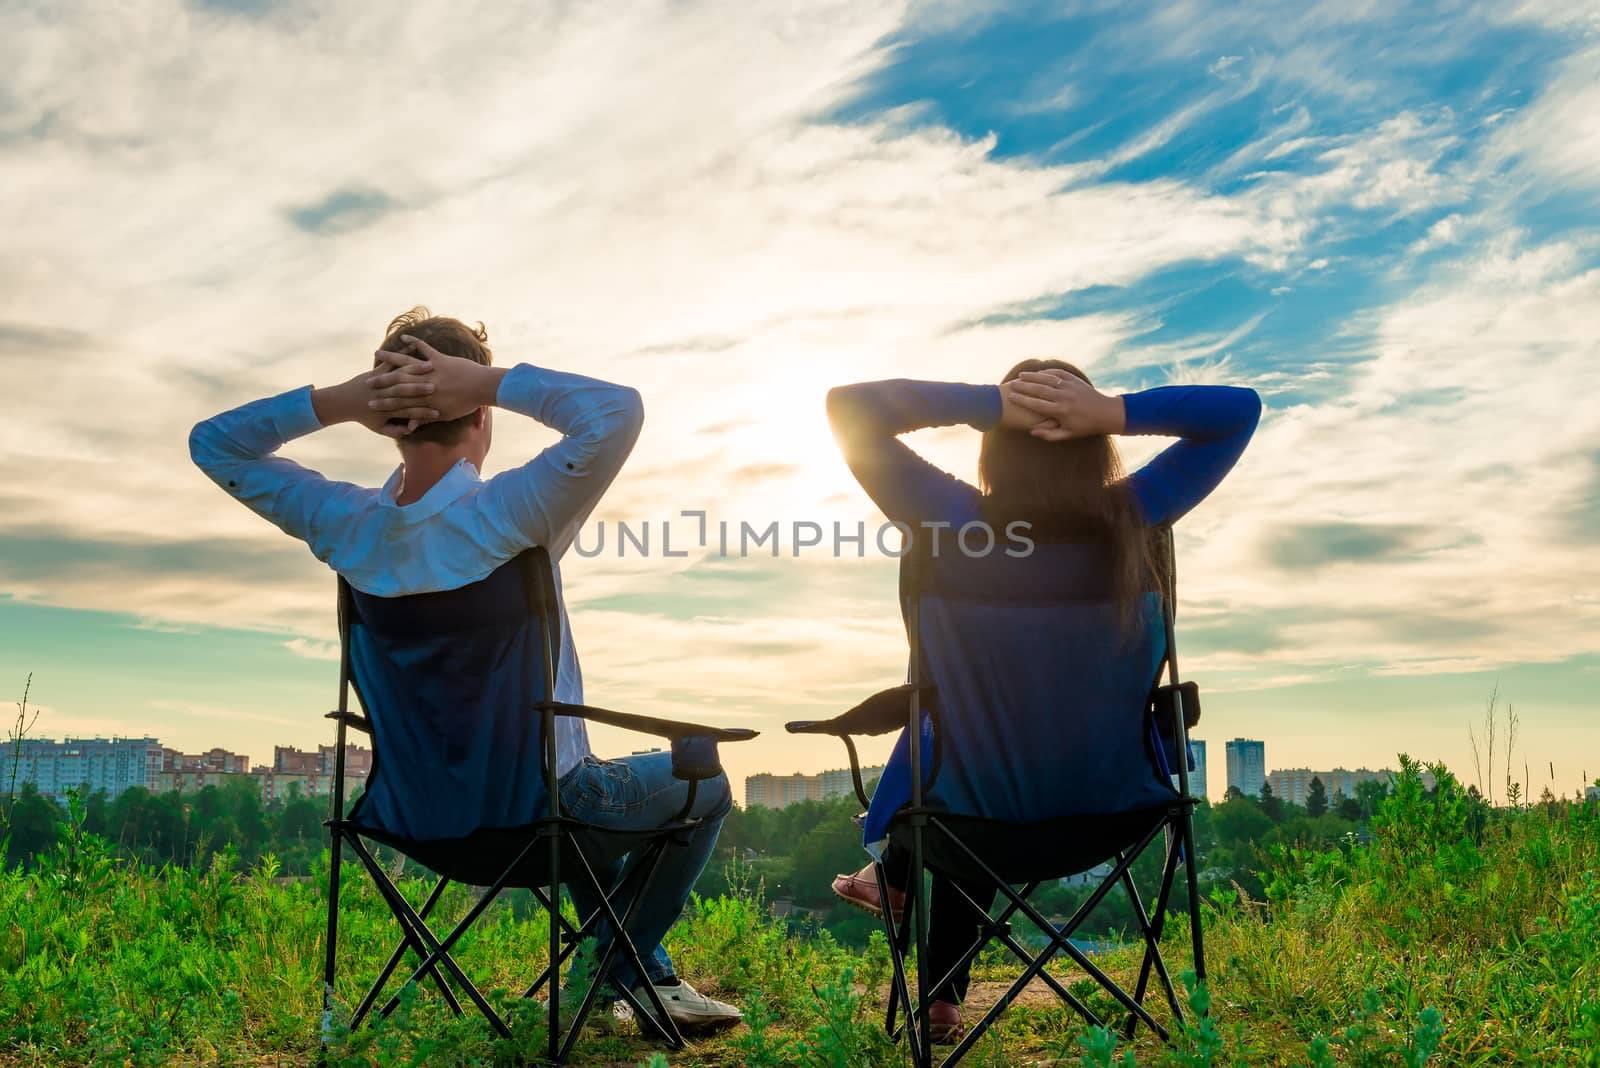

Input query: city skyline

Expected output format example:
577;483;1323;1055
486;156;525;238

10;733;371;804
2;4;1597;805
744;764;889;810
9;726;1533;814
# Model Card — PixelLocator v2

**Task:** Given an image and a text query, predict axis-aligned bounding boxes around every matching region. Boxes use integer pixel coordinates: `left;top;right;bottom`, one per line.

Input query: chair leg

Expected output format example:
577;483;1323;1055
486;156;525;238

924;856;1115;1067
876;860;923;1066
929;877;1101;1032
1121;809;1207;1041
917;877;1034;1019
548;828;562;1065
321;828;344;1047
940;896;1115;1066
559;836;687;1061
944;936;1100;1068
1180;809;1206;983
369;823;555;1023
375;874;519;1021
930;818;1171;1041
910;820;933;1068
1123;835;1186;1038
345;837;511;1039
351;876;457;1031
1017;874;1169;1041
520;884;591;1000
352;863;466;1023
990;927;1100;1025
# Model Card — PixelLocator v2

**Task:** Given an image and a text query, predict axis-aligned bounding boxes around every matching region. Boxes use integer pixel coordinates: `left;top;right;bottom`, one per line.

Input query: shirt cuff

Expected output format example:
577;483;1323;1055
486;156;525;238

1119;390;1157;436
493;363;545;415
963;384;1003;430
280;385;325;439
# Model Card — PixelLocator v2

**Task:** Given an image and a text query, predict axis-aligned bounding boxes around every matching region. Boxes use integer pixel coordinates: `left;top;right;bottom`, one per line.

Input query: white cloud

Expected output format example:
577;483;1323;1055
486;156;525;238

1492;0;1600;33
1485;46;1600;193
1249;111;1467;240
1408;212;1464;255
1179;229;1600;680
1008;82;1079;116
283;638;340;662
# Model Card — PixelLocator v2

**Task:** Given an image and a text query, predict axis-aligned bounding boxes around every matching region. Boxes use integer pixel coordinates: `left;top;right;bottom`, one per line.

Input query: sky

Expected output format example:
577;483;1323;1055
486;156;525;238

2;0;1597;804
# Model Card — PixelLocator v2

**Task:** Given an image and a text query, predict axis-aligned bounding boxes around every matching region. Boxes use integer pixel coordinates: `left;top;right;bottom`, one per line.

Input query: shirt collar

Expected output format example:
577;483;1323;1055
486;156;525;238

381;458;482;522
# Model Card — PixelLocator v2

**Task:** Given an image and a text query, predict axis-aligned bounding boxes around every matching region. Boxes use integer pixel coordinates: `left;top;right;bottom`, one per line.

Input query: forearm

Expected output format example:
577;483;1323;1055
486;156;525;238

479;364;645;552
189;385;356;548
1120;385;1260;440
493;364;640;447
827;380;1001;442
479;366;511;407
827;380;990;525
191;386;323;473
1121;385;1262;525
309;379;367;427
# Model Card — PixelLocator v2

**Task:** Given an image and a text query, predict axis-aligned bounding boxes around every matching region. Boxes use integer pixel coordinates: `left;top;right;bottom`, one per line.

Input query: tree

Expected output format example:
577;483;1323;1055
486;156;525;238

276;794;323;845
787;818;866;908
1306;775;1328;818
1208;796;1273;864
1355;778;1389;819
2;782;61;868
1259;780;1284;823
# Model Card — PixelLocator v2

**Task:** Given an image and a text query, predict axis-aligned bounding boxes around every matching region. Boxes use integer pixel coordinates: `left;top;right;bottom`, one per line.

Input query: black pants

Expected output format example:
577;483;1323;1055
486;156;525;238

881;848;997;1004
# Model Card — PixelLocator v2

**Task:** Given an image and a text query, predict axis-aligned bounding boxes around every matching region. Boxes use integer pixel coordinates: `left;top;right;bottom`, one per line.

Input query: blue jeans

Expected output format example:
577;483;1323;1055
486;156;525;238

557;751;732;991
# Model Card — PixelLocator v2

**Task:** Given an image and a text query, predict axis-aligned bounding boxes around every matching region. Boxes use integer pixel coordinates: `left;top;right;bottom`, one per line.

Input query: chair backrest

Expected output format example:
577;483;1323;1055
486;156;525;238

341;549;561;843
904;531;1180;825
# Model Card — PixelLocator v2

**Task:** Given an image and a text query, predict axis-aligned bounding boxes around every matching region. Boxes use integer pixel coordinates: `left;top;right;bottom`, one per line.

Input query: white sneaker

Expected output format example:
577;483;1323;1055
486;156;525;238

631;978;743;1034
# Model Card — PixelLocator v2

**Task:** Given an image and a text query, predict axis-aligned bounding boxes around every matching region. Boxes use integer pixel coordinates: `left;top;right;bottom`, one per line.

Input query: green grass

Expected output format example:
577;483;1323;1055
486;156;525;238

3;759;1597;1066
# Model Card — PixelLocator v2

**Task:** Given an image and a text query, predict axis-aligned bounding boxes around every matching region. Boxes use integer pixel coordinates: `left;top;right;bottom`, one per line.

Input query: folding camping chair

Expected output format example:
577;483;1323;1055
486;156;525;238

787;527;1204;1067
318;547;756;1064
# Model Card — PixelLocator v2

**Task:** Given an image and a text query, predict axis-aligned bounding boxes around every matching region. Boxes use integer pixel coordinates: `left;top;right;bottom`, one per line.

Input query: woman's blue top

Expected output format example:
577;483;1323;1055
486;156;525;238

827;380;1261;848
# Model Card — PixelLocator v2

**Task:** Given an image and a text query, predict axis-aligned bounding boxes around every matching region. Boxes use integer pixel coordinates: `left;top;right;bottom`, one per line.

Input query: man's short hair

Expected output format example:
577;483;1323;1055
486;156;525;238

380;306;493;446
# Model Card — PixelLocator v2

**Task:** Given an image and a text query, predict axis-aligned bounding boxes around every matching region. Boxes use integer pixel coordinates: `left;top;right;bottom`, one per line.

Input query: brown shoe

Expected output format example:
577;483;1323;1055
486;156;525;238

830;864;906;926
928;1000;964;1043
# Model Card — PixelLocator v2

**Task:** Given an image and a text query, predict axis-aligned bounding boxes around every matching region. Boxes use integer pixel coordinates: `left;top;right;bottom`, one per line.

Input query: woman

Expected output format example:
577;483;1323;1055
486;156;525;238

824;360;1260;1041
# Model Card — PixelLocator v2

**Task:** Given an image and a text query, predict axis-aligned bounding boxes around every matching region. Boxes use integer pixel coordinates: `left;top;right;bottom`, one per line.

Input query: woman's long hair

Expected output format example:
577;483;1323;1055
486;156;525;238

977;358;1162;630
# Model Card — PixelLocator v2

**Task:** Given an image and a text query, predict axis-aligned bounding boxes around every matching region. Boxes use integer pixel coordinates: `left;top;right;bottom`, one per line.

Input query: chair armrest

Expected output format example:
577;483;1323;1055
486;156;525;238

325;709;373;735
785;685;930;809
535;701;758;743
535;701;758;783
785;684;931;738
1151;681;1201;734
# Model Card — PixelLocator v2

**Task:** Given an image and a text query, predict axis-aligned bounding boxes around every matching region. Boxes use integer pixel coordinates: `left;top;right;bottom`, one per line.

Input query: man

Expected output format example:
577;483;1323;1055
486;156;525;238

190;307;741;1033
